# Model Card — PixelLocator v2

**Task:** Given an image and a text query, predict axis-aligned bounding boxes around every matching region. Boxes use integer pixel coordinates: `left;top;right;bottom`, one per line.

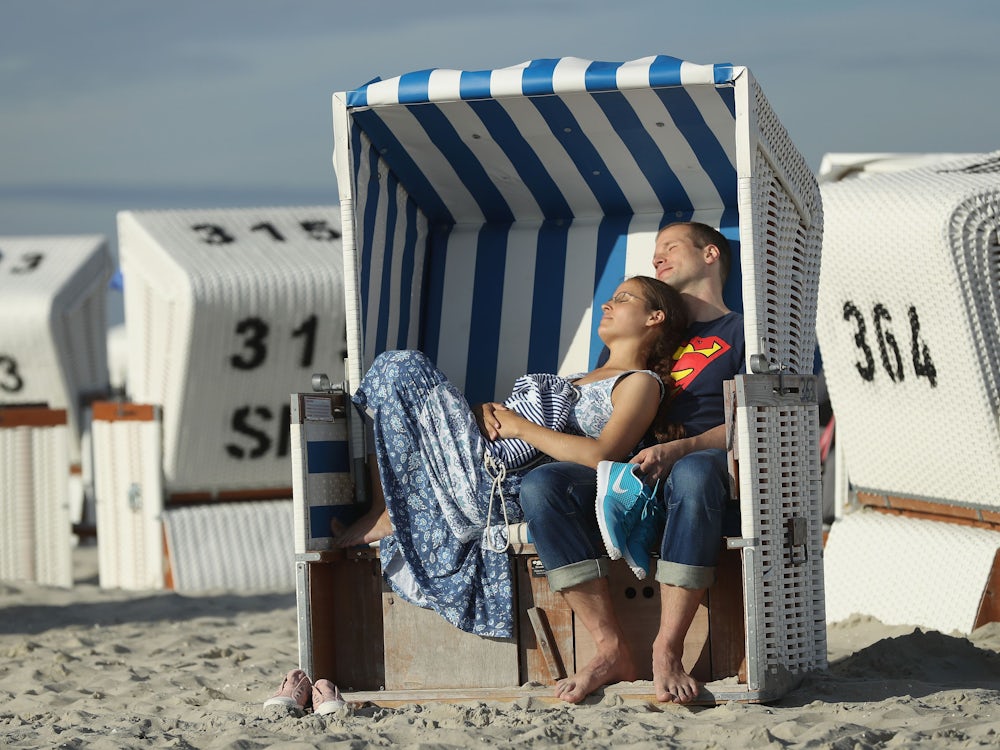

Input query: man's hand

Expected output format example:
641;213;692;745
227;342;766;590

631;441;690;482
473;402;504;441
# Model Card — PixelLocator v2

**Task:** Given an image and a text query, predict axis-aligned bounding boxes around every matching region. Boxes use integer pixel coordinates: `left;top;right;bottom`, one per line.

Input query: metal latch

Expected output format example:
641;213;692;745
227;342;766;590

311;372;347;415
786;516;808;565
127;482;142;511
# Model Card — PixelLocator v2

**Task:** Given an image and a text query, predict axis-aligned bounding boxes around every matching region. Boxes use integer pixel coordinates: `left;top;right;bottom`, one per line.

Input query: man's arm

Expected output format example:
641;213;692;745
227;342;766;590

630;423;726;482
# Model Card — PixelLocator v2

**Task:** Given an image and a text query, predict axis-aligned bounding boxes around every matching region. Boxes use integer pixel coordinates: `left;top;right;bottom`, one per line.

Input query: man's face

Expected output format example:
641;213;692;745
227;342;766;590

652;225;706;291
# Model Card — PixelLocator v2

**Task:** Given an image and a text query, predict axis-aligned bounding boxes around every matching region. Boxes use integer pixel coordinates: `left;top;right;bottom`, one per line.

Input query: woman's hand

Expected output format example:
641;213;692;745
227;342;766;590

493;406;531;440
473;402;504;440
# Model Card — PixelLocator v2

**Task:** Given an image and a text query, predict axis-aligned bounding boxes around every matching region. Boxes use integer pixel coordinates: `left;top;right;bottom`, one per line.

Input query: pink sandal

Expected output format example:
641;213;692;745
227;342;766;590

263;669;312;709
312;679;347;715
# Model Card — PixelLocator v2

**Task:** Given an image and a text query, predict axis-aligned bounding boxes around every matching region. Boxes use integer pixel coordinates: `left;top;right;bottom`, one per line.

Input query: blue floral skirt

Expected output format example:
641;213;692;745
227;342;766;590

352;350;524;637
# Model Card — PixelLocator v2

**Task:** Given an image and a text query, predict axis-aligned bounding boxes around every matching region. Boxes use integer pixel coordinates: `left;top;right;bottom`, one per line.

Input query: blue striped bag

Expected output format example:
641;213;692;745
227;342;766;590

482;372;579;552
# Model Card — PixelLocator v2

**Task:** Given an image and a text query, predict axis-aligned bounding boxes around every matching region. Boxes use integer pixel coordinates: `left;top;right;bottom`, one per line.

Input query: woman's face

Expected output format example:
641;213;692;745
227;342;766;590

598;280;661;339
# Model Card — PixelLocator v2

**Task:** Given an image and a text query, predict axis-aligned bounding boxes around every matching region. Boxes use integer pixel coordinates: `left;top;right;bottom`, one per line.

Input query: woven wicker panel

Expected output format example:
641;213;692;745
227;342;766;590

735;374;826;688
740;77;823;377
290;393;355;554
0;417;72;587
117;207;346;494
92;408;165;590
163;500;294;591
816;153;1000;510
0;235;111;463
824;509;1000;634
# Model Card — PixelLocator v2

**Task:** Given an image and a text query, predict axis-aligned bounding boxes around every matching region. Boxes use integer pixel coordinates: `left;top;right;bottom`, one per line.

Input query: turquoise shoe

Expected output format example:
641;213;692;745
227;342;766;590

596;461;659;569
622;495;665;579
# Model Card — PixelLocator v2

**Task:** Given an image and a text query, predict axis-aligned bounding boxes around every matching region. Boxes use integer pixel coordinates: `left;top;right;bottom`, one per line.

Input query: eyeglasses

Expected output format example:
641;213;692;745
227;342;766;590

607;290;647;305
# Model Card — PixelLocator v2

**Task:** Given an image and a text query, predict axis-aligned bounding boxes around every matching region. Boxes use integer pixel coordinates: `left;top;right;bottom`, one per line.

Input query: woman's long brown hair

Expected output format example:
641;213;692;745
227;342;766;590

629;276;689;443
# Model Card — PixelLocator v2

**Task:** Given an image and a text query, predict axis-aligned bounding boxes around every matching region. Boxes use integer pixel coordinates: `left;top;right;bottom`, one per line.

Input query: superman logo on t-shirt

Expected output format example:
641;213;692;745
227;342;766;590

670;336;732;390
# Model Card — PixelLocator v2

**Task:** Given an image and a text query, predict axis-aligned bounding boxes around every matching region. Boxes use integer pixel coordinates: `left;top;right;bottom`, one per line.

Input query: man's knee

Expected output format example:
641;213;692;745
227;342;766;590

667;449;729;511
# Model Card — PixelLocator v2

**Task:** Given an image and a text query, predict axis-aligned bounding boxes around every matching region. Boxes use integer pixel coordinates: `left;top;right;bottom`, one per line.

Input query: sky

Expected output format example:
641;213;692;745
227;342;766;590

1;0;997;253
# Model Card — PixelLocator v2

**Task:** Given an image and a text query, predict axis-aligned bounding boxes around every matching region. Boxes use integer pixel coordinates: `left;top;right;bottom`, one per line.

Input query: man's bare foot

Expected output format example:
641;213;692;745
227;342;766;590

652;635;700;704
331;508;393;548
554;647;637;704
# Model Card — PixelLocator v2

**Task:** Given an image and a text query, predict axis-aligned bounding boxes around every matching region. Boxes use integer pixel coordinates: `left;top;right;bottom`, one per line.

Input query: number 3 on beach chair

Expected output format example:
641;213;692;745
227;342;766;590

292;54;826;704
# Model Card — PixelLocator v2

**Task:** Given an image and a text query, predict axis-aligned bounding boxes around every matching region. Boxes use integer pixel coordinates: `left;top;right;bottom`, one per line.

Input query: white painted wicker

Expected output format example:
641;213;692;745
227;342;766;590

824;509;1000;634
163;500;294;591
816;152;1000;510
742;77;823;377
91;406;165;590
290;392;355;555
733;374;827;691
0;411;72;587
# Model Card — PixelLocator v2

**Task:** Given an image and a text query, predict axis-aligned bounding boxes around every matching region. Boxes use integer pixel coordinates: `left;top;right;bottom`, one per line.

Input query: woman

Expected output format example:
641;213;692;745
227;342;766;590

333;276;688;637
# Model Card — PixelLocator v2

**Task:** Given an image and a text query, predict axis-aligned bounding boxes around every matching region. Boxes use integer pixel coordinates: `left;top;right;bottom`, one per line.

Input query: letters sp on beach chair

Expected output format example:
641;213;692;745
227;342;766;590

0;234;112;587
89;207;347;590
816;152;1000;634
293;55;826;704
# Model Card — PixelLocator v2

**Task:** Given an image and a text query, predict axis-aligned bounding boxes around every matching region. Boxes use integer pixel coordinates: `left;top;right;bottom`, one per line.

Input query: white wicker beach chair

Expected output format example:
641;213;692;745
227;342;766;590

292;55;826;704
816;151;1000;634
90;207;347;590
0;234;111;586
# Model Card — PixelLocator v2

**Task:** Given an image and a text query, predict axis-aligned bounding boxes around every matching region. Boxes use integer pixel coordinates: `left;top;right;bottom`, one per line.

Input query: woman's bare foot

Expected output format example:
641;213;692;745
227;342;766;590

652;635;700;704
554;646;637;704
331;508;393;547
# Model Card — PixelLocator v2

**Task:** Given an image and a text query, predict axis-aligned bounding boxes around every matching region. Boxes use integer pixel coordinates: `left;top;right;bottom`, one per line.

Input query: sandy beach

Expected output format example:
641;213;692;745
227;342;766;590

2;545;999;749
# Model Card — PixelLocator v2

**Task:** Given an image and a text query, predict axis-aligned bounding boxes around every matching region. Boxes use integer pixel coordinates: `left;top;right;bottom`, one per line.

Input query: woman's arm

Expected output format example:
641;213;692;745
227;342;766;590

492;373;661;469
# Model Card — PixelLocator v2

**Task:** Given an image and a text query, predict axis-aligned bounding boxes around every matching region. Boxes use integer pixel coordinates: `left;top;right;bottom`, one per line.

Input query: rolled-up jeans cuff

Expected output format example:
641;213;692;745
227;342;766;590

655;560;715;590
545;557;611;592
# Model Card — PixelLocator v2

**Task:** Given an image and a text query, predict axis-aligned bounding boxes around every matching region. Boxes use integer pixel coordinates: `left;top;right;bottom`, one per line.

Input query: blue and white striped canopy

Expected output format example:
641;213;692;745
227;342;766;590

335;56;749;403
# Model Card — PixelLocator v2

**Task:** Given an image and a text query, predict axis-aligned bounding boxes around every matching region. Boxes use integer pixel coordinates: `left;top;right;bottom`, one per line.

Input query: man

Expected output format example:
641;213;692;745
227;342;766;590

519;221;745;704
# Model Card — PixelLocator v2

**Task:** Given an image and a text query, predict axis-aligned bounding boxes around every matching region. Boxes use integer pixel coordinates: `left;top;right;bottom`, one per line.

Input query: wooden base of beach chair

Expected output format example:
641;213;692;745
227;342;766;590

517;545;745;686
857;491;1000;533
296;543;747;702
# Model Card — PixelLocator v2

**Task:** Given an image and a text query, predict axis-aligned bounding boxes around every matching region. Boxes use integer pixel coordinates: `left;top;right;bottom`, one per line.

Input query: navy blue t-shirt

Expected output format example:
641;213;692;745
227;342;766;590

667;312;745;437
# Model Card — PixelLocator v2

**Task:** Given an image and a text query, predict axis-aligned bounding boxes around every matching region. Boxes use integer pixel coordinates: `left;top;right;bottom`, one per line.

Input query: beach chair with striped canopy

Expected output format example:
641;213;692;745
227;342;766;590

294;55;825;704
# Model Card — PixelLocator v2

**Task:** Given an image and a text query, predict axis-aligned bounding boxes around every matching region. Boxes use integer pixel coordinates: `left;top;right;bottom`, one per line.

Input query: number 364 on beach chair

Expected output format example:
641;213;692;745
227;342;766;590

291;55;825;704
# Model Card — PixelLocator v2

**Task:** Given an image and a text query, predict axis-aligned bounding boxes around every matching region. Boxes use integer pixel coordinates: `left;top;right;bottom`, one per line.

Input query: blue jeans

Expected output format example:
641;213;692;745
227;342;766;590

520;449;738;592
